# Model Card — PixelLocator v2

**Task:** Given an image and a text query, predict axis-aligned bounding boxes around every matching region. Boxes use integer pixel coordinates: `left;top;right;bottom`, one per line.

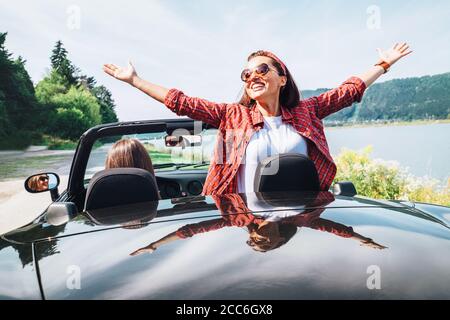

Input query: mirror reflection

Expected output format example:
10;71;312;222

130;192;387;256
165;134;202;148
84;201;158;229
25;173;59;193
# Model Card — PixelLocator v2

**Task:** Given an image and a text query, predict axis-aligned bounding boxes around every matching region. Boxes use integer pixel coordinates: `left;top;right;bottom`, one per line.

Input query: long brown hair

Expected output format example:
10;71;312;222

238;50;300;109
105;138;155;175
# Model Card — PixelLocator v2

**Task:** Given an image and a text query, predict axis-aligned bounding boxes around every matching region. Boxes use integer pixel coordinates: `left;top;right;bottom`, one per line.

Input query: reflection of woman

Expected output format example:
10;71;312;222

27;174;49;192
130;192;386;255
105;138;155;176
104;44;411;195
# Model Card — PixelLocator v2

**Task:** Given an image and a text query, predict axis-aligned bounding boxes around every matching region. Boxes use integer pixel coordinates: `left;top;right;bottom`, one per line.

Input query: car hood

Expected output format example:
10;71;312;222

4;191;448;243
2;192;450;299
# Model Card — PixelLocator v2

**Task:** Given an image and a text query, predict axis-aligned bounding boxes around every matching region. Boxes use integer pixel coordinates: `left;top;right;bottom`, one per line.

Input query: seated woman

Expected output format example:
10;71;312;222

96;138;159;227
105;138;155;176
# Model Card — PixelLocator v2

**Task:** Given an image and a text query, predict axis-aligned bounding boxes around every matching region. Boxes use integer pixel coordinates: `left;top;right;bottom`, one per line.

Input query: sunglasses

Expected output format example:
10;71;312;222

240;63;278;82
39;176;49;182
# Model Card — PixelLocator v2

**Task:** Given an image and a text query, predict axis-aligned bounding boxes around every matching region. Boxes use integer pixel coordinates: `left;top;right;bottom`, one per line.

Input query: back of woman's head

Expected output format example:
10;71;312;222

238;50;301;109
105;138;155;175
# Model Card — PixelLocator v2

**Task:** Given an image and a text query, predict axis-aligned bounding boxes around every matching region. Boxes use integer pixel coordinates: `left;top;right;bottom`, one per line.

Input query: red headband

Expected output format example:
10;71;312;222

258;51;287;75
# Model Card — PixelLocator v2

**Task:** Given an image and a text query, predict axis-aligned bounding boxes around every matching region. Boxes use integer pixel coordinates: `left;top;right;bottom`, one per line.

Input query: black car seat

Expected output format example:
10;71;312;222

253;153;320;192
84;168;159;211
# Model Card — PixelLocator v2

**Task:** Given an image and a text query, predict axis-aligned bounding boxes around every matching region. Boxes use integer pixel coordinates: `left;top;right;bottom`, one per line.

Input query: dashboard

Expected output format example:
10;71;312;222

155;169;208;199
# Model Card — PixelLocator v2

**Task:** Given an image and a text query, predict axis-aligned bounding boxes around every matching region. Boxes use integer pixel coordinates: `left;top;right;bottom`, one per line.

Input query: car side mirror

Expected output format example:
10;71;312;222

45;202;78;226
24;172;60;201
333;181;357;197
165;134;202;148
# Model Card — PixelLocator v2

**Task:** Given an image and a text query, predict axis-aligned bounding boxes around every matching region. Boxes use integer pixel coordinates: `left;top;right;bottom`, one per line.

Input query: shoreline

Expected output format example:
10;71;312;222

1;120;449;152
324;119;450;130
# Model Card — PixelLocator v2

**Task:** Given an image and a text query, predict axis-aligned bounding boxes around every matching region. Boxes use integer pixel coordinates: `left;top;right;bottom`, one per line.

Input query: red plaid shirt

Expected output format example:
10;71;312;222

164;76;366;195
176;192;354;239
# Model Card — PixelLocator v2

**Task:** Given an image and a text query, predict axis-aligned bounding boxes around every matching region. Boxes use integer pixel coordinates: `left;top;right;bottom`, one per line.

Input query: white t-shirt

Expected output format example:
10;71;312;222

245;192;305;222
237;116;308;193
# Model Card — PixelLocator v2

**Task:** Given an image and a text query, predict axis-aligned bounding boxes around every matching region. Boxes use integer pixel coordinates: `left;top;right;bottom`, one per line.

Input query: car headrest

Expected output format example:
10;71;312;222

84;168;159;211
254;153;320;193
84;201;158;226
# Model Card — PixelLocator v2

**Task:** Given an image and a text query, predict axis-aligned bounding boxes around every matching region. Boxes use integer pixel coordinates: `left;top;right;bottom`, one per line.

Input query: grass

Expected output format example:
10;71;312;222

0;154;71;181
42;135;78;150
148;149;209;170
149;151;177;164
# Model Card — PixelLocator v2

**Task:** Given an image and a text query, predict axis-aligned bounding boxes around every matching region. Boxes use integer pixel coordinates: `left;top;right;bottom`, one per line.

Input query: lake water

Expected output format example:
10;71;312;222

325;123;450;183
1;123;448;184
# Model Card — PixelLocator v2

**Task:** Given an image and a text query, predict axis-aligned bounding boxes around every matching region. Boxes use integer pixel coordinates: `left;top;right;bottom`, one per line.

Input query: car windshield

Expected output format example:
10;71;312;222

84;127;217;183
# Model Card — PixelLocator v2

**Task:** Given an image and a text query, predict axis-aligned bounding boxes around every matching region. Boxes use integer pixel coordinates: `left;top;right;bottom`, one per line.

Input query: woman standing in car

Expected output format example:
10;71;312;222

104;43;411;195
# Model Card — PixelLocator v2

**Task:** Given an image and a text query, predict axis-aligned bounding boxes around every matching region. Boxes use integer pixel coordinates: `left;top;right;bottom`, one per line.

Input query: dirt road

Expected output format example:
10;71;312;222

0;149;74;235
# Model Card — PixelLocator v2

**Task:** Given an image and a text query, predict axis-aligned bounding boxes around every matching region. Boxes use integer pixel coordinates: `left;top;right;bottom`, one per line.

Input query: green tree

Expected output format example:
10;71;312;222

78;74;97;90
92;85;119;123
0;35;119;149
49;40;119;124
0;32;42;149
50;40;78;86
303;73;450;124
48;86;102;140
35;70;68;104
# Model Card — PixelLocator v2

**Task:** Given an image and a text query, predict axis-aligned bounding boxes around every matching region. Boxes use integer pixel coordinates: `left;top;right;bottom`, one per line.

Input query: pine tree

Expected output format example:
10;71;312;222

0;33;42;149
92;85;119;123
50;40;77;85
78;74;97;90
50;40;66;70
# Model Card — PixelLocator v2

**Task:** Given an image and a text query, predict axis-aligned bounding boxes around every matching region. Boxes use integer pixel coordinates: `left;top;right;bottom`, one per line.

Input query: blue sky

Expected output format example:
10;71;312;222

1;0;449;121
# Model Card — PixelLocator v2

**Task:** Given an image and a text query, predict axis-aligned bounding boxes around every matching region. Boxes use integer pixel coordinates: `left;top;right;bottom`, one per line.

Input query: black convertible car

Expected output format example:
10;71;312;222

1;119;449;300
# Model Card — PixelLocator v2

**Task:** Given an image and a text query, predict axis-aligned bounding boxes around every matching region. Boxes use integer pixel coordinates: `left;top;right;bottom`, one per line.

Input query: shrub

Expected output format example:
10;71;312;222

334;146;450;206
42;135;77;150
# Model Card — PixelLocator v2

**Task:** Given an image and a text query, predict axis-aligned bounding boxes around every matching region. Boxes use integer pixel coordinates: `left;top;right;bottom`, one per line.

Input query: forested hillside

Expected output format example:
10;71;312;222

302;72;450;124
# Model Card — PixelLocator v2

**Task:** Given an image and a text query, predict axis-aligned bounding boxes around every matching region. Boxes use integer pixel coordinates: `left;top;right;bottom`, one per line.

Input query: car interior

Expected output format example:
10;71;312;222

84;167;160;211
46;119;355;214
59;119;214;211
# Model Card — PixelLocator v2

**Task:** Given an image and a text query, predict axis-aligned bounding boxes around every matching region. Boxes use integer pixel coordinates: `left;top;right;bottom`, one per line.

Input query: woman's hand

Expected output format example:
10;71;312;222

359;238;388;250
130;243;157;256
377;42;412;66
103;61;137;84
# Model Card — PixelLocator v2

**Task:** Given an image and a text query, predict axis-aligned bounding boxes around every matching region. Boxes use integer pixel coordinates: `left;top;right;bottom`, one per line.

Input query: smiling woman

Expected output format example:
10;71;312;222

103;43;412;195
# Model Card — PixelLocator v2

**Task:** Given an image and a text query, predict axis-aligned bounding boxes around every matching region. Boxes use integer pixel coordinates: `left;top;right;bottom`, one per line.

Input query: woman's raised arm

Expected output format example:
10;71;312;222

310;42;412;119
358;42;413;87
103;61;226;127
103;61;169;103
